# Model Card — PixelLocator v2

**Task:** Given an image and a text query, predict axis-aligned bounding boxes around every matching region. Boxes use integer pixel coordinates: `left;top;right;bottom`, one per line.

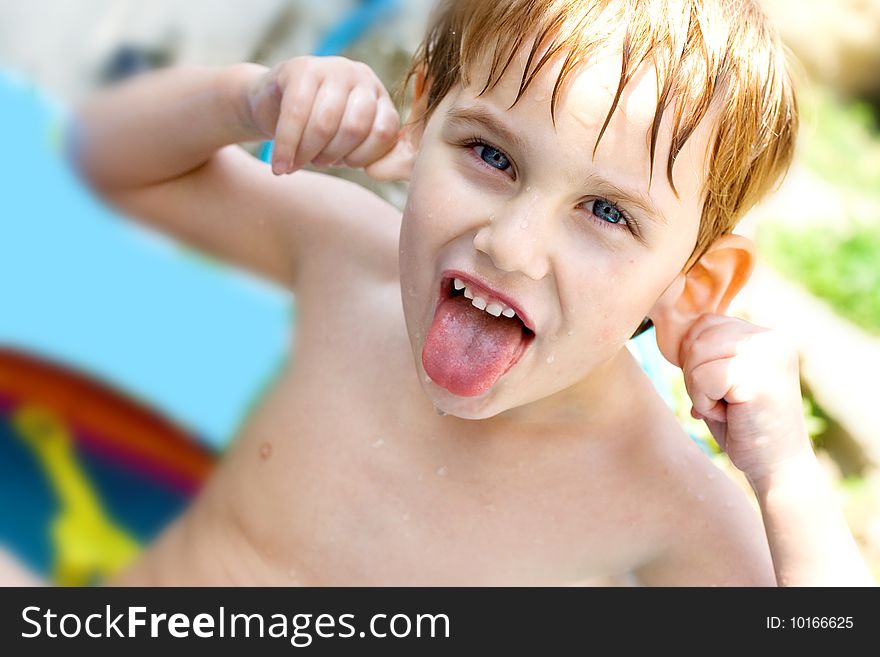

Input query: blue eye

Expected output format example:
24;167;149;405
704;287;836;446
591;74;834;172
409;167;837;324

477;144;511;171
592;198;627;226
457;136;515;176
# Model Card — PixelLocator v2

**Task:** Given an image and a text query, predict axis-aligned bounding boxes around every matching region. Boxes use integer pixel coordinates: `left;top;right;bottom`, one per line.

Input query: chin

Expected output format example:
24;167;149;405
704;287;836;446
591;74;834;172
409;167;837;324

416;365;514;421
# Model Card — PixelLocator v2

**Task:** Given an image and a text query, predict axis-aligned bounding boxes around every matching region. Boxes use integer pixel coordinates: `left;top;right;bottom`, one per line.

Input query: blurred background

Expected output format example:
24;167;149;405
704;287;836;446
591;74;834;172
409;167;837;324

0;0;878;584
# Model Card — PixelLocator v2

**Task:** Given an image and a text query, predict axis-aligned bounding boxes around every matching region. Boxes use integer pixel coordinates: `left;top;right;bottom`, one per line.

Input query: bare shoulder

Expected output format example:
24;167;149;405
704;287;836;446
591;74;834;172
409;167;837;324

630;424;775;586
268;168;403;287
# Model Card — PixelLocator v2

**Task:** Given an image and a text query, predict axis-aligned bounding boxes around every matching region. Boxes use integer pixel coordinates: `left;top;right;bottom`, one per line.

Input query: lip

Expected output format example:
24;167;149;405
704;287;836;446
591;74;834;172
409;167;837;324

437;270;536;333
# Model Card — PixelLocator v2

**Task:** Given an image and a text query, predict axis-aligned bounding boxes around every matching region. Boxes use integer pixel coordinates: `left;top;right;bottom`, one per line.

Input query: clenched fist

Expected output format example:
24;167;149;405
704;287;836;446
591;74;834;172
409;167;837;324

243;56;401;176
678;313;813;488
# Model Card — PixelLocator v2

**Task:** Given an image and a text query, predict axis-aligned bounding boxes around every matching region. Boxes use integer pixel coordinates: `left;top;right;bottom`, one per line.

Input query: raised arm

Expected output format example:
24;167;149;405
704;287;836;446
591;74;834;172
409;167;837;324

73;57;401;289
677;314;875;586
751;448;874;586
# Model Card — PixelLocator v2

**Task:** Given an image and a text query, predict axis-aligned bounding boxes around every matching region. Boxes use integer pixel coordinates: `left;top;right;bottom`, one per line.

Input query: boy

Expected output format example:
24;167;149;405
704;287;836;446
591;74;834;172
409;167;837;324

68;0;871;585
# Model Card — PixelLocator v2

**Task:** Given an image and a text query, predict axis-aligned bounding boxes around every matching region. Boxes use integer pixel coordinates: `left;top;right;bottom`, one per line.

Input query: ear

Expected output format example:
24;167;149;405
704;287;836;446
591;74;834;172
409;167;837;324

364;67;430;182
648;233;756;367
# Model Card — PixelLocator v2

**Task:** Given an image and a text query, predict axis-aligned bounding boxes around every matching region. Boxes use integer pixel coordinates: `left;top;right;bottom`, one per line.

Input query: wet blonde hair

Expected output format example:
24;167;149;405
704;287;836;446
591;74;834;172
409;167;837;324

400;0;799;269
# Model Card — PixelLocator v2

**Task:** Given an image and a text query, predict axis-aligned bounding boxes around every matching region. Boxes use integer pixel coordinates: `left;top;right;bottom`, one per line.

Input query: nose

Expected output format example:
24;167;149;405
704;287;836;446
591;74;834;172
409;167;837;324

473;205;551;281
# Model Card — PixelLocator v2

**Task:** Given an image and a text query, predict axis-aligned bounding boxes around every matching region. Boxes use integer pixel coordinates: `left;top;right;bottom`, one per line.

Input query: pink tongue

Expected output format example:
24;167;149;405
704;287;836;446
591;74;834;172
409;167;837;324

423;295;526;397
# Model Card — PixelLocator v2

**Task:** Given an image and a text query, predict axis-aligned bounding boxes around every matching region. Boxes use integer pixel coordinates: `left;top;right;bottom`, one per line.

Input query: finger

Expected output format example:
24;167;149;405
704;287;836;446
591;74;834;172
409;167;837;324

690;400;728;425
684;356;735;420
680;322;757;378
704;399;728;423
292;81;352;171
312;85;378;167
677;313;731;367
691;402;727;438
340;94;400;169
272;73;322;175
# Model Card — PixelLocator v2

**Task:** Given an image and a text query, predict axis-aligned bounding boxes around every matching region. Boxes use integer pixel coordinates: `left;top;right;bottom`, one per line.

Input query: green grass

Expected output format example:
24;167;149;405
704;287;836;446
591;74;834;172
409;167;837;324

801;88;880;194
758;87;880;335
759;221;880;335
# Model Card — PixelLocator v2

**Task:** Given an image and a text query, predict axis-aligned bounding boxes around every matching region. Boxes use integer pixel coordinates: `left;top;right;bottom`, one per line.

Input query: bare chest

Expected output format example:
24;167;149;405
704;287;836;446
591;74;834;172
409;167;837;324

226;325;666;585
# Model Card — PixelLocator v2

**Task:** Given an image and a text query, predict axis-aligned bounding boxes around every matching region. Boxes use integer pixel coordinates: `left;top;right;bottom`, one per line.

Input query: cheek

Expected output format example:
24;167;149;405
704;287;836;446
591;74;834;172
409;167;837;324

588;305;627;348
404;156;454;238
399;179;437;257
402;154;487;264
566;264;666;344
399;169;459;289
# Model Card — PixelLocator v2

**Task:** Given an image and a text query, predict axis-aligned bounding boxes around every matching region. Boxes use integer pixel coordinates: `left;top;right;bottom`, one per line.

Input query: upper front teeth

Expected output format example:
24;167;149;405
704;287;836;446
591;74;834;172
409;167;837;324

454;278;519;321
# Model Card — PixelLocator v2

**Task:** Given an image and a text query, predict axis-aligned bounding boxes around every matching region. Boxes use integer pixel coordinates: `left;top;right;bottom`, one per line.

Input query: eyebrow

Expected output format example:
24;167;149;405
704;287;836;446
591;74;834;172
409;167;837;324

446;104;530;156
445;103;669;233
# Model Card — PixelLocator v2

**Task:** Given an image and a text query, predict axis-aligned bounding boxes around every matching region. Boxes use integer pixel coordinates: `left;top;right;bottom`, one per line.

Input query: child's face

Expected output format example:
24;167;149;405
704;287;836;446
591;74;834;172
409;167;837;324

399;45;716;420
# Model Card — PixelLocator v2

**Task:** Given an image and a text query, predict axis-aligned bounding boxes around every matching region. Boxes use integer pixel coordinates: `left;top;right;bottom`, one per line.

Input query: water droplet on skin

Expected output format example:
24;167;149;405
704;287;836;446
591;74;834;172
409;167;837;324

372;439;385;449
567;330;574;337
436;465;448;477
259;442;272;460
489;214;496;223
546;354;556;364
550;334;559;343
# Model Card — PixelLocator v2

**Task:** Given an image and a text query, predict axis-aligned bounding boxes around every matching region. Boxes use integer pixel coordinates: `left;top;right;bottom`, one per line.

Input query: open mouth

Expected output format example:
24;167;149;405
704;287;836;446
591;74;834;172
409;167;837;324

421;275;536;398
443;276;536;334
